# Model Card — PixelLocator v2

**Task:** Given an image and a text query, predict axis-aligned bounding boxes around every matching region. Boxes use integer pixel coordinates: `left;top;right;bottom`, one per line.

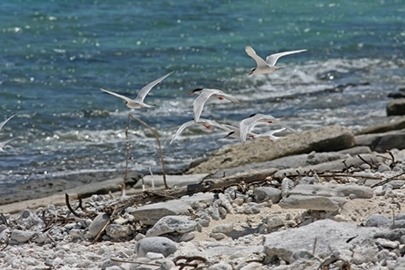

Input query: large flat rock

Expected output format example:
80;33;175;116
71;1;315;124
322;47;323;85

264;219;381;263
188;126;355;174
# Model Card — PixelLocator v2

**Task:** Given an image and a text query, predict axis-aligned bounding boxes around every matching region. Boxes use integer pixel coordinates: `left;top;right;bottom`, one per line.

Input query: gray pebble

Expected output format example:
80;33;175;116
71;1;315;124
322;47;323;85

207;206;221;220
212;224;233;234
210;232;226;240
290;249;314;262
106;224;134;239
389;180;405;189
0;224;7;233
253;187;281;203
298;176;318;185
179;231;195;242
160;259;176;270
146;215;197;237
135;237;177;257
378;164;392;173
88;213;110;238
267;216;284;229
365;214;392;228
146;252;165;260
10;229;36;243
195;217;210;228
281;178;294;198
218;206;228;219
375;238;400;249
208;262;233;270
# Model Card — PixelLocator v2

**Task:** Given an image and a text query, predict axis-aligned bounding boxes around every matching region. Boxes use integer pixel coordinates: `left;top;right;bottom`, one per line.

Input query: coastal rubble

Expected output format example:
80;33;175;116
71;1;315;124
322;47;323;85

1;122;405;269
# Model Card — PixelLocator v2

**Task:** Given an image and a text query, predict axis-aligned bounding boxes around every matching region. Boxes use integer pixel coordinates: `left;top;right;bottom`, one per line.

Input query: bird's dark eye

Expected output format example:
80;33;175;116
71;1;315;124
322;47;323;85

248;113;257;118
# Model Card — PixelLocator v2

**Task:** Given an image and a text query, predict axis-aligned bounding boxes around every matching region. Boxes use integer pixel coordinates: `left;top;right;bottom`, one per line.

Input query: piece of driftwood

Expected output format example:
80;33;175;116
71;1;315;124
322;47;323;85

102;168;278;215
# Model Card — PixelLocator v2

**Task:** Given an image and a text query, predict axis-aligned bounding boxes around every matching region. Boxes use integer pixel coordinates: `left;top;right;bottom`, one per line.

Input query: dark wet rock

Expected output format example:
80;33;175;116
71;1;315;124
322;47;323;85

388;92;405;99
387;99;405;116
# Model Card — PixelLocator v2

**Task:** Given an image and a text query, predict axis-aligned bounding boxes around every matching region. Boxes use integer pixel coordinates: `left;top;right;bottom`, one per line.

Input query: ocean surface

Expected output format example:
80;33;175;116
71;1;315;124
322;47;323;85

1;0;405;190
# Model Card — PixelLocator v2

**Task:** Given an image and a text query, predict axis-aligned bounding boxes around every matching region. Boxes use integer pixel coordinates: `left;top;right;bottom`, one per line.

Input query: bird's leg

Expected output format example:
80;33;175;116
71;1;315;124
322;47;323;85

217;96;224;100
203;124;212;129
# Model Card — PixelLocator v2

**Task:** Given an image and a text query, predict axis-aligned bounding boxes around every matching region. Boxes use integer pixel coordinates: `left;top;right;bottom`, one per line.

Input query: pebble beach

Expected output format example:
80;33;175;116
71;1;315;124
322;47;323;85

2;117;405;269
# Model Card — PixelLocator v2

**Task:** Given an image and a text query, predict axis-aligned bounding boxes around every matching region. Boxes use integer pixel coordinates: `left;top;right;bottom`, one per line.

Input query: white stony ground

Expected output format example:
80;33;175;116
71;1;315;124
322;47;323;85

1;149;405;269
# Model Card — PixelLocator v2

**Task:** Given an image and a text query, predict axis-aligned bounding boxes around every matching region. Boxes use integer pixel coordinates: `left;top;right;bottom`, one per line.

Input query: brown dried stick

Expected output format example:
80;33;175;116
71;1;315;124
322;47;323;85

128;113;168;189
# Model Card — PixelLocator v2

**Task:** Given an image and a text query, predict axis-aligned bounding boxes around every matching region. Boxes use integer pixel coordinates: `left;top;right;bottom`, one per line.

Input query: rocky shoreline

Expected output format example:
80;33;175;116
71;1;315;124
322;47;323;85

1;116;405;269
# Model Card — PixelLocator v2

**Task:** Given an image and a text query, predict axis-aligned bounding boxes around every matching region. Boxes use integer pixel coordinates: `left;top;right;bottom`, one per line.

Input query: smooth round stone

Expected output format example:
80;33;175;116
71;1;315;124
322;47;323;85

146;215;197;237
88;213;110;238
10;229;36;243
135;237;177;257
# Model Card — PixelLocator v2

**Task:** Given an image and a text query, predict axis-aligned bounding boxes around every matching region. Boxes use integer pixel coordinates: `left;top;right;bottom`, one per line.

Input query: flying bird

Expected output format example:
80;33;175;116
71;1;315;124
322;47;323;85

224;128;286;142
189;88;239;123
239;113;298;144
245;46;307;75
170;118;234;144
101;71;173;109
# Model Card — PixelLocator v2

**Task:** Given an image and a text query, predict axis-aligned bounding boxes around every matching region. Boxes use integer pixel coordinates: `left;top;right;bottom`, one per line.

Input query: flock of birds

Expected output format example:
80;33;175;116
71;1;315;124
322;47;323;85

0;45;306;153
100;45;307;145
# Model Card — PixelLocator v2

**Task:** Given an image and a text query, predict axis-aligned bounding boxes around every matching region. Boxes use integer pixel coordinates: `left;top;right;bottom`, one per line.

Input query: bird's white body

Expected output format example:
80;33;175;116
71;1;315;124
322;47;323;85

101;71;173;109
245;46;307;75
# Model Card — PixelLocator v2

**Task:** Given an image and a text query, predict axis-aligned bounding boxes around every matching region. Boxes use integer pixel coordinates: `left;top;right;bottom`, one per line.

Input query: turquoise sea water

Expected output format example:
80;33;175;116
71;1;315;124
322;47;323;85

0;0;404;187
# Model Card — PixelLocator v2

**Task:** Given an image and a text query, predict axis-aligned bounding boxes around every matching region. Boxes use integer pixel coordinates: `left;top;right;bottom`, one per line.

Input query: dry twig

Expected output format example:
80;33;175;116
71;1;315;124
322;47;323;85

126;113;168;189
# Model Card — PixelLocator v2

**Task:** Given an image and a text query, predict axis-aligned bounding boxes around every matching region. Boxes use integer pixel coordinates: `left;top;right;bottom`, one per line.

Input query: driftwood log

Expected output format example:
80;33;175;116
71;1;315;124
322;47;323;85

101;168;278;216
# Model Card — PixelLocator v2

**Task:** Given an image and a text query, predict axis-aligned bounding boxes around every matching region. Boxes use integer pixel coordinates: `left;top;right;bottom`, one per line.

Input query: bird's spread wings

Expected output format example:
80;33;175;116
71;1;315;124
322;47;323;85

0;114;16;131
170;120;195;144
136;71;173;103
101;88;134;103
217;91;240;103
192;90;213;122
0;138;15;151
239;116;256;144
265;49;307;66
245;46;268;68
